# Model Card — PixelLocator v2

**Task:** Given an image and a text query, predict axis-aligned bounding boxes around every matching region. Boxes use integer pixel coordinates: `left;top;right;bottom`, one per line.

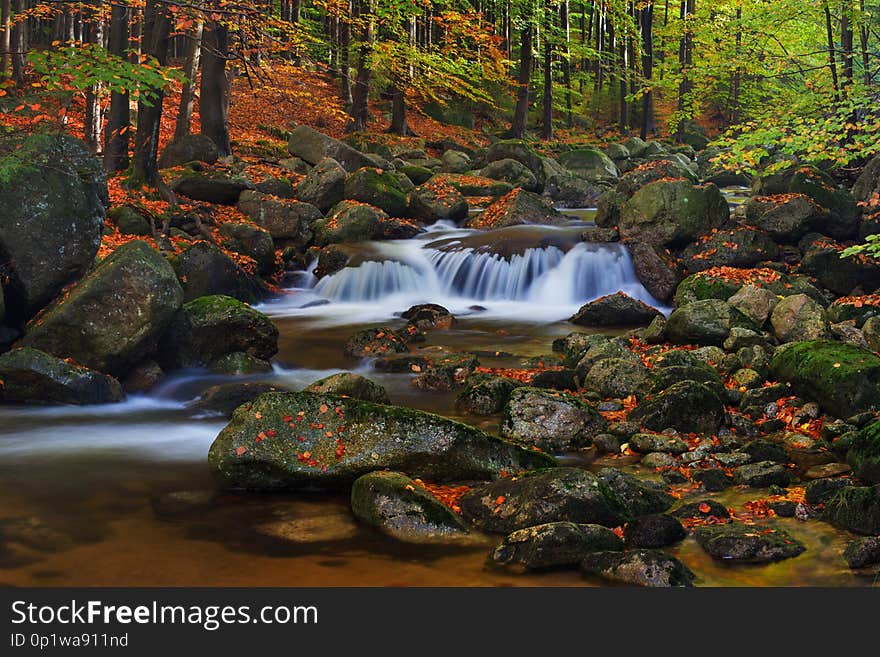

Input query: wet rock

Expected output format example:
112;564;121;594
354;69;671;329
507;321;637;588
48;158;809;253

570;292;661;327
641;452;677;469
158;134;219;168
481;158;540;193
625;241;685;305
744;194;828;242
580;549;695;587
254;512;359;544
558;148;619;182
695;523;806;563
343;326;415;358
459;468;628;533
531;368;579;391
629;433;689;456
343;167;409;216
287;125;381;172
598;467;675;517
847;419;880;485
455;376;521;416
543;174;604;208
0;517;74;552
209;352;273;375
666;299;756;347
649;364;725;399
803;462;851;480
306;372;390;404
237;190;319;246
295;157;347;212
313;200;388;246
191;382;290;417
432;173;513;198
624;514;686;548
160;295;278;369
401;304;455;331
218;221;276;275
581;358;651;399
671;500;730;521
693;468;734;492
682;228;779;273
19;241;182;377
170;241;267;304
350;471;471;543
843;536;880;569
0;347;123;405
628;380;724;434
500;387;608;452
209;392;555;490
728;285;781;327
593;434;623;455
0;133;107;319
467;189;566;229
170;169;253;204
491;522;623;570
770;294;830;344
823;484;880;535
484;140;546;190
800;242;880;296
770;340;880;419
739;440;790;464
408;178;469;222
788;166;860;240
123;360;164;394
733;461;793;488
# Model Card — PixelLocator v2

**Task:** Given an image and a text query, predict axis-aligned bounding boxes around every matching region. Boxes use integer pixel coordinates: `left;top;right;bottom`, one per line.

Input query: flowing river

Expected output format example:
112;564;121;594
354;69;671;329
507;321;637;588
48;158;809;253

0;198;871;587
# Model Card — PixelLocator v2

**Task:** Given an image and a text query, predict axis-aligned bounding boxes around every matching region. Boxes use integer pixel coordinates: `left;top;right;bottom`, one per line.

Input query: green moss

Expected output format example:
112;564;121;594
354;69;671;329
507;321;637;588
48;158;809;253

674;273;741;305
824;485;880;535
848;420;880;485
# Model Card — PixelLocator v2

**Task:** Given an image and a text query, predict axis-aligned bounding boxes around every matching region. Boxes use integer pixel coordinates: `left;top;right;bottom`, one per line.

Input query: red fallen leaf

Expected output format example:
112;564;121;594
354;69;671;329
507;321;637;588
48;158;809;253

319;404;329;414
266;429;277;438
235;446;247;456
699;502;711;514
283;415;293;423
494;495;506;506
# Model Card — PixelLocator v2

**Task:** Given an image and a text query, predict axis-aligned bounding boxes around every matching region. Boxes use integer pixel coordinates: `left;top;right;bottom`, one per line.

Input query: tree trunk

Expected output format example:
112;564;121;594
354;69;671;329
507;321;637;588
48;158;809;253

731;6;742;125
542;18;553;141
823;0;841;102
200;20;232;156
561;1;573;127
1;0;10;77
347;0;374;133
175;19;203;141
104;3;131;172
640;2;655;139
340;7;352;106
388;85;413;136
509;24;533;139
841;1;854;92
83;8;104;154
131;0;171;187
11;0;25;84
859;0;870;86
676;0;695;139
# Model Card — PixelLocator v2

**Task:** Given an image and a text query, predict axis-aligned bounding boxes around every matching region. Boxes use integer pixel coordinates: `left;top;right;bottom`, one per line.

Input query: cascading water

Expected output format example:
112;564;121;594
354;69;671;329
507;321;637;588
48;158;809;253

263;222;665;323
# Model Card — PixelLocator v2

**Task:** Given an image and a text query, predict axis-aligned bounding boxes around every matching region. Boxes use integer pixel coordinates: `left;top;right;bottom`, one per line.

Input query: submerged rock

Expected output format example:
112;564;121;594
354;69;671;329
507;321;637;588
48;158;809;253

490;522;623;570
695;523;806;563
208;392;555;490
580;549;695;587
191;382;290;417
0;347;123;405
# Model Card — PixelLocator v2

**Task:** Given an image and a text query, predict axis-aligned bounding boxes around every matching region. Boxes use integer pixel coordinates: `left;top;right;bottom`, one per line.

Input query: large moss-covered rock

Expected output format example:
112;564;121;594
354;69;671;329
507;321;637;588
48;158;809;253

305;372;390;404
432;173;513;198
628;380;724;434
158;134;219;169
169;241;267;303
598;467;675;516
682;228;779;273
218;221;276;275
408;178;469;222
484;140;546;190
580;549;695;587
619;180;729;247
295;157;347;212
344;168;409;216
208;392;556;489
170;169;253;204
666;299;756;346
770;340;880;418
788;166;860;240
237;190;318;247
500;387;608;452
490;522;623;570
674;268;824;306
19;241;182;376
582;358;651;398
160;295;278;368
543;172;604;208
350;471;471;543
744;194;828;242
0;133;107;319
558;148;619;181
570;292;661;327
313;200;389;246
0;347;123;405
467;189;567;229
853;155;880;206
481;158;540;192
459;468;629;533
287;125;380;172
455;376;521;416
695;523;806;563
847;420;880;485
823;484;880;535
800;242;880;295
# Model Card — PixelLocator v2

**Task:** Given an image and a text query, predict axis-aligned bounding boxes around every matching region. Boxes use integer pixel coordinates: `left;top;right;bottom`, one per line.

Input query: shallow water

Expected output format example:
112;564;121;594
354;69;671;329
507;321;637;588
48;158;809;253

1;198;873;587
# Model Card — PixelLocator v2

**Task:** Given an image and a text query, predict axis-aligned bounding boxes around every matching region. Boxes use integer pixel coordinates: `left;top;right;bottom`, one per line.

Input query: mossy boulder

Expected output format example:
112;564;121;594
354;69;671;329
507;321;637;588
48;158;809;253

582;358;651;398
570;292;661;327
440;150;472;174
788;166;860;240
0;133;107;320
295;157;347;212
343;168;409;216
237;190;318;247
682;228;779;273
484;140;546;190
542;172;604;208
190;382;290;417
287;125;380;172
674;269;824;307
626;241;684;304
158;134;219;168
169;241;268;304
628;380;724;434
770;340;880;418
208;391;556;489
350;471;471;543
343;326;416;358
467;189;567;229
500;387;608;452
481;158;540;192
408;178;469;222
827;298;880;327
313;200;388;246
455;376;521;416
598;467;676;516
800;242;880;295
490;522;623;570
823;484;880;535
218;221;276;275
209;352;273;375
109;205;152;236
619;180;729;247
558;148;619;181
0;347;123;405
695;523;806;563
853;154;880;206
847;420;880;485
19;241;182;376
432;173;514;198
666;299;756;346
728;284;781;326
305;372;390;404
769;293;829;343
580;549;695;587
169;169;253;205
744;194;828;243
459;468;629;533
160;295;278;368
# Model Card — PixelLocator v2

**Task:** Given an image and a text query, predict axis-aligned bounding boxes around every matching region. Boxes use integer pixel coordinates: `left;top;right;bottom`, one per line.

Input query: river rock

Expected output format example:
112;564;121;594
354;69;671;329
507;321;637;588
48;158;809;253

558;148;618;181
625;241;684;303
170;169;253;204
744;194;828;242
800;241;880;295
237;190;318;246
455;376;521;416
666;299;756;346
770;340;880;418
305;372;390;404
209;392;555;489
19;241;182;377
408;178;469;222
481;158;540;193
468;189;567;229
728;285;780;327
0;347;123;405
218;221;276;275
682;228;779;272
160;295;277;368
618;180;729;248
313;200;389;246
569;292;661;327
628;433;689;455
158;134;219;168
209;352;273;375
543;173;604;208
847;420;880;485
580;549;695;587
628;380;724;434
581;358;651;398
843;536;880;569
169;241;267;304
440;150;471;173
344;168;409;216
288;125;380;172
491;522;623;570
853;155;880;206
500;387;608;452
432;173;513;198
823;484;880;535
0;133;107;319
695;523;806;563
295;157;347;212
191;382;290;417
733;461;793;488
350;471;471;543
344;326;416;358
401;304;455;331
788;166;860;240
770;294;829;343
623;514;687;548
484;140;546;190
459;468;628;533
